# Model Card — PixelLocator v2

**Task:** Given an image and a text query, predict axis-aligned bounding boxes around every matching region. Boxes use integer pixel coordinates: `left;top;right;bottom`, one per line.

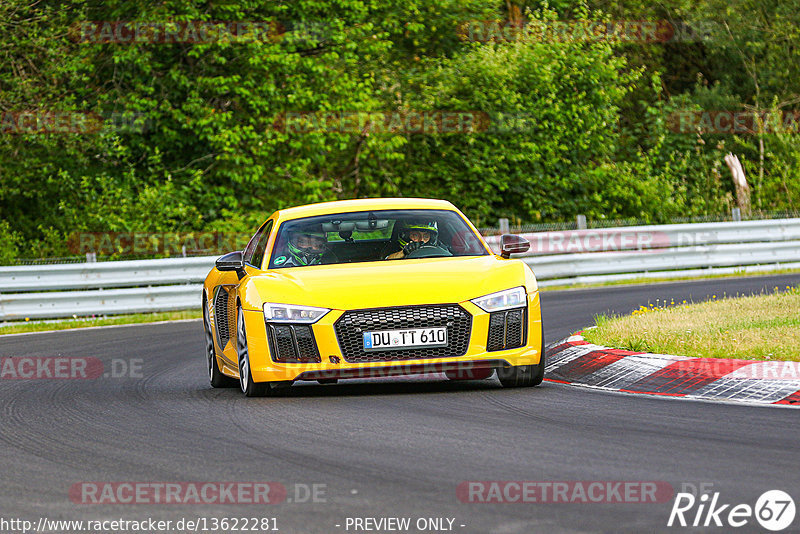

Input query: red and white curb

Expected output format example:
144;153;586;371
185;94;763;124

544;334;800;406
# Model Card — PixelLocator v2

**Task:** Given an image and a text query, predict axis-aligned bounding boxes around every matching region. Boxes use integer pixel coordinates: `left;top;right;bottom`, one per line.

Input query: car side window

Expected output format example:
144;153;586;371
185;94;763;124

248;220;273;269
242;228;263;264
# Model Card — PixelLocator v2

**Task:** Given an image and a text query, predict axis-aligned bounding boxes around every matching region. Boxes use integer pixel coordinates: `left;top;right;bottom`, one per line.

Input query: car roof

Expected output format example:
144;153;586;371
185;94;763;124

274;198;458;221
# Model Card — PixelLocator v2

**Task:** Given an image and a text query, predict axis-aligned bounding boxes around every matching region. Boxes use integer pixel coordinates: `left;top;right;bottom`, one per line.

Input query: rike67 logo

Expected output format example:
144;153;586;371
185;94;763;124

668;488;795;531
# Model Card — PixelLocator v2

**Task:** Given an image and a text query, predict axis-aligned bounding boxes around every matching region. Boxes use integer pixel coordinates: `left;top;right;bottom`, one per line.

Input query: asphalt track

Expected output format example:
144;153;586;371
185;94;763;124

1;273;798;534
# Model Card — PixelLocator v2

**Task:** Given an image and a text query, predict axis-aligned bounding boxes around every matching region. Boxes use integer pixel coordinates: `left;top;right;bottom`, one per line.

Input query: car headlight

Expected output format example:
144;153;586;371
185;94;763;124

263;302;330;323
470;286;526;312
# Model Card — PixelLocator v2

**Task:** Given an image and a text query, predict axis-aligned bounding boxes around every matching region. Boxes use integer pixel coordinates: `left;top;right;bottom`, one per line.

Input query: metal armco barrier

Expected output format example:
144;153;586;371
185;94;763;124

0;256;214;292
1;218;799;320
0;285;203;320
529;241;800;286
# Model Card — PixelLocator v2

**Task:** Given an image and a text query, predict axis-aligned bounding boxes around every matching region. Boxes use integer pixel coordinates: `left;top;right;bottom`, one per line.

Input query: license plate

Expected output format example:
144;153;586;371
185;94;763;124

363;327;447;351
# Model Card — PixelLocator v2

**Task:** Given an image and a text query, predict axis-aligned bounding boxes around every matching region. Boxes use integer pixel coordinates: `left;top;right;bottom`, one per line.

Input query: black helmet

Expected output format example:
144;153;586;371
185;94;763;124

287;227;327;265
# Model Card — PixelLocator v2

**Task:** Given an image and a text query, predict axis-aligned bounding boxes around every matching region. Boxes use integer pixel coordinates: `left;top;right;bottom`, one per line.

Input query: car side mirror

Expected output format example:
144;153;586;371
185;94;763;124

500;234;530;259
216;251;244;272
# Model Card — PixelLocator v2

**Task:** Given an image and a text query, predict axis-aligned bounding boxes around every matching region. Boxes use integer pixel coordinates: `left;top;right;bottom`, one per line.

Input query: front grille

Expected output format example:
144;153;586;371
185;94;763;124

335;305;472;363
487;307;527;351
487;312;506;351
266;324;322;363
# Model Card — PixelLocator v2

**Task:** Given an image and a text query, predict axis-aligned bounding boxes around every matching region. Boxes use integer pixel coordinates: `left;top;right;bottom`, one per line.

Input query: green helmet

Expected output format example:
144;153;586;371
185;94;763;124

287;227;327;265
398;220;438;247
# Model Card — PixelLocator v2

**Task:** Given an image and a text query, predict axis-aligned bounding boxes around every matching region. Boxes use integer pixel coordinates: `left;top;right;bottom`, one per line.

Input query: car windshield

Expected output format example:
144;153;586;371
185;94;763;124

268;209;488;268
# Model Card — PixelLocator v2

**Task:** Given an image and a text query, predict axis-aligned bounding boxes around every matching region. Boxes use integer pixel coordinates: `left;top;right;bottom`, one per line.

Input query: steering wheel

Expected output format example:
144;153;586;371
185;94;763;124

405;245;453;259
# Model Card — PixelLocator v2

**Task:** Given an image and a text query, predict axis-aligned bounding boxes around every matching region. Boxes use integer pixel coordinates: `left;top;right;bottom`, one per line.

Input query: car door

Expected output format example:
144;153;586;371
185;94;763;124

211;220;274;369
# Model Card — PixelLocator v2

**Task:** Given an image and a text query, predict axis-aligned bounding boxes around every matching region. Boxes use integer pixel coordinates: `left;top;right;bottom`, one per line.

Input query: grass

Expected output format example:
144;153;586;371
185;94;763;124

538;267;800;291
0;310;201;336
583;285;800;361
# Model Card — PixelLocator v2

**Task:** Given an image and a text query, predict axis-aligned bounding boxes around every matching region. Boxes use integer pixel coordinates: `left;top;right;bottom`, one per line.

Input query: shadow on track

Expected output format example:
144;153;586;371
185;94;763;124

195;376;505;399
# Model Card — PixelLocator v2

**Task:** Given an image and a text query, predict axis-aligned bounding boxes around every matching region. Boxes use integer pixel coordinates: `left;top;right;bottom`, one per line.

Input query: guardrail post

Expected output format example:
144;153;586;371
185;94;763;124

576;214;587;230
498;218;509;234
86;252;97;263
732;207;742;221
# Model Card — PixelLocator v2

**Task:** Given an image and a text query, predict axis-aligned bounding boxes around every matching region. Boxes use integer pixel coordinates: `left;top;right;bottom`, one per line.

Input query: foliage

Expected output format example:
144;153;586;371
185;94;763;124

0;0;798;260
0;220;20;263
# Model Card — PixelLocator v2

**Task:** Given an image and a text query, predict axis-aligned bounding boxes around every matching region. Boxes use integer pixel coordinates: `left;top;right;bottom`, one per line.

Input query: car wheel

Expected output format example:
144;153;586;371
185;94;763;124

237;304;271;397
497;364;536;387
498;322;545;388
530;351;546;386
204;295;237;388
531;321;545;386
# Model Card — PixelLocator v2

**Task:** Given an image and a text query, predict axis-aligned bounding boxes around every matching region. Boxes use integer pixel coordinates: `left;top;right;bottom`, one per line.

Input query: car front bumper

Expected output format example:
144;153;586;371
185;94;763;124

244;291;543;384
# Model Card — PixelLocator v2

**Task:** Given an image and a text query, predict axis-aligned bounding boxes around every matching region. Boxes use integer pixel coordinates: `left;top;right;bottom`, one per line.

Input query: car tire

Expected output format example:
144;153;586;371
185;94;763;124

204;294;237;388
498;321;545;388
497;364;536;387
531;320;546;386
530;351;546;386
237;304;271;397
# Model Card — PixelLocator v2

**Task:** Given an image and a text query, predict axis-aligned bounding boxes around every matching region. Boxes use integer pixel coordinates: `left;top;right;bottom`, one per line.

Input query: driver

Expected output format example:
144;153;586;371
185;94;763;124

275;226;330;267
385;220;445;259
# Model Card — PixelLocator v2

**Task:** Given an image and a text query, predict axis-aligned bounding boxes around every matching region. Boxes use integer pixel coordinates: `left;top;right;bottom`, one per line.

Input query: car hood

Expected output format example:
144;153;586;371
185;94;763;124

242;255;534;310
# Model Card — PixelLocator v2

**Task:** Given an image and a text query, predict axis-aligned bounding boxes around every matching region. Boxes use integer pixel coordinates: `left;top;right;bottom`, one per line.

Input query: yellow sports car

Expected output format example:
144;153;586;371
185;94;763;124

202;198;543;396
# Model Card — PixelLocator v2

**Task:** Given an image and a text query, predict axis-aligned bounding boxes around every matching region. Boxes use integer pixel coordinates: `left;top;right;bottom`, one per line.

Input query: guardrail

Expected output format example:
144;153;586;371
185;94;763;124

0;256;213;292
2;218;799;320
0;285;203;320
529;241;800;286
483;218;800;287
